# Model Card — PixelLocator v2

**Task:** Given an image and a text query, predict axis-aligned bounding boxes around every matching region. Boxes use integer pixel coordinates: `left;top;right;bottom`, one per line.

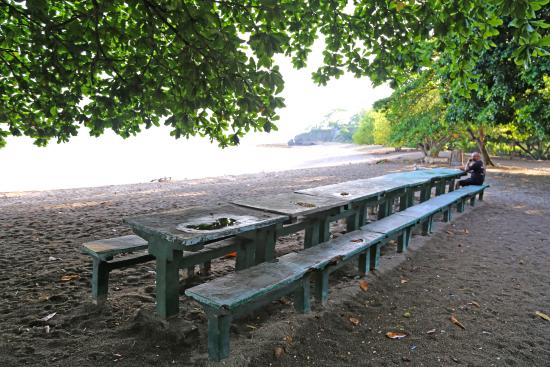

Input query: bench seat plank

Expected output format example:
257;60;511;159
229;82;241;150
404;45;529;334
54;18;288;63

281;230;385;270
185;261;305;311
456;184;490;195
185;230;384;311
361;214;419;235
82;235;148;258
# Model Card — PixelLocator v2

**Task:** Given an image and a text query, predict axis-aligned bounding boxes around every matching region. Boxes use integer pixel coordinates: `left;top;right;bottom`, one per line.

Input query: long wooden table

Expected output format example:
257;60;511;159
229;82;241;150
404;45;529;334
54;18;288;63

124;168;465;319
124;204;287;318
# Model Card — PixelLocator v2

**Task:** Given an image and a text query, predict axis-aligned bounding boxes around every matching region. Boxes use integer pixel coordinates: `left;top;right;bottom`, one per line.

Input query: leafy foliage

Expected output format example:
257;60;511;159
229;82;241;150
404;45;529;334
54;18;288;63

374;73;455;158
352;111;374;145
371;111;391;146
445;6;550;160
1;0;548;147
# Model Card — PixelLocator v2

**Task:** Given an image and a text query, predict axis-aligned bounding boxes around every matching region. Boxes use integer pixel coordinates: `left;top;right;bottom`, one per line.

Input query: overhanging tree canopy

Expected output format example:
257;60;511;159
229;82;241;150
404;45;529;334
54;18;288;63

1;0;548;148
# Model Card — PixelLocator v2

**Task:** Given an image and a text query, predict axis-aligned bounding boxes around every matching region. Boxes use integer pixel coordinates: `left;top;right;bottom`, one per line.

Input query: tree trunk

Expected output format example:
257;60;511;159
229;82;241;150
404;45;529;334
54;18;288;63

467;125;496;166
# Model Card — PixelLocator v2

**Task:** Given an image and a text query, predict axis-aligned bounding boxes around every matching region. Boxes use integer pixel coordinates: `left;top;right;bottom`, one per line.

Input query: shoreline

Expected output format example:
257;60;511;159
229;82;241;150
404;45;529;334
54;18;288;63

0;144;422;195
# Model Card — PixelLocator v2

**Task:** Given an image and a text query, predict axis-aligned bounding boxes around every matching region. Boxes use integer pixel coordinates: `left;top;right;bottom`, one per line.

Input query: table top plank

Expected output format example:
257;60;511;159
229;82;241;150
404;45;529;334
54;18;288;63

295;178;387;202
232;192;348;218
124;204;287;249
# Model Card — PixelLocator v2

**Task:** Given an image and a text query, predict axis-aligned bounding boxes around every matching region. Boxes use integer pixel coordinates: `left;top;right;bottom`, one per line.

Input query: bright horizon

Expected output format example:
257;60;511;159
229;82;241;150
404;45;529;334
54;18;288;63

0;40;393;193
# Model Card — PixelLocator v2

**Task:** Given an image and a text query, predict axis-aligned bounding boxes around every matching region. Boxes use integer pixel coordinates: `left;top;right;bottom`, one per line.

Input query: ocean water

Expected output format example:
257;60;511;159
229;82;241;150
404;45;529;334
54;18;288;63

0;129;387;193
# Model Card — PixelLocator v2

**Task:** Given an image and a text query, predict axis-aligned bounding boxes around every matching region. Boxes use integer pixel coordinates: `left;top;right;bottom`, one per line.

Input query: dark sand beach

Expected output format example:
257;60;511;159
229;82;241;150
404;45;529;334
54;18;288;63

1;159;549;366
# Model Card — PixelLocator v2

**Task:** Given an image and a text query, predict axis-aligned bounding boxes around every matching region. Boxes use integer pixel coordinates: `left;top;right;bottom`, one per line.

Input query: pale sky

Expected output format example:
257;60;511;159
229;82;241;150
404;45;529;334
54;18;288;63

0;39;393;192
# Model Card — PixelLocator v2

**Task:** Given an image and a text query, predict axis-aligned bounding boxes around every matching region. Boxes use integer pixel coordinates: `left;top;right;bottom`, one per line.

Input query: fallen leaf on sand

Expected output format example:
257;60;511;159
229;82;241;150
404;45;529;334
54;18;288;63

426;329;436;334
403;311;411;318
39;312;56;322
400;278;409;284
349;317;360;326
535;311;550;322
464;229;469;234
386;331;407;339
60;274;80;282
445;230;454;235
274;347;285;358
283;335;293;343
450;315;465;329
468;301;480;308
351;239;364;243
246;324;257;330
279;298;291;305
359;279;369;292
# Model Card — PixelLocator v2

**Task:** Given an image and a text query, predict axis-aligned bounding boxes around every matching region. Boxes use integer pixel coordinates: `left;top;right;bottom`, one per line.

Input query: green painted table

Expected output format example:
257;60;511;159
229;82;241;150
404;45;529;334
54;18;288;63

124;204;287;318
232;192;349;248
295;175;426;230
386;168;465;200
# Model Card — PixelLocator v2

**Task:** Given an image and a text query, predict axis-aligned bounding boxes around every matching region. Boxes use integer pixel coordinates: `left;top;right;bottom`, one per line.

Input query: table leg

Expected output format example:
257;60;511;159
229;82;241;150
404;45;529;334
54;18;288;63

155;251;182;319
420;183;432;202
305;220;320;248
253;227;276;264
378;197;389;219
399;189;409;211
448;179;455;192
318;217;330;243
435;179;445;196
235;238;255;270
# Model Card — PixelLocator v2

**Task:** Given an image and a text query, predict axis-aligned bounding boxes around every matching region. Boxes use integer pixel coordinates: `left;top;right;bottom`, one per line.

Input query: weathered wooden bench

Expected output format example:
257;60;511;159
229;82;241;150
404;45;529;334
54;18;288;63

185;184;490;361
81;235;153;303
82;234;245;304
185;229;386;361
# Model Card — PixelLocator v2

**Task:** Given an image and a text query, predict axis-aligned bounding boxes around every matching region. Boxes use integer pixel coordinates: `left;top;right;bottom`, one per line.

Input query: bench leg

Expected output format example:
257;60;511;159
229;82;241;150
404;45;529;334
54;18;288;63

422;216;433;235
313;270;329;306
470;196;476;206
369;244;381;271
397;228;412;253
207;313;232;362
91;258;110;304
358;251;371;276
443;207;452;222
479;190;484;201
293;274;311;313
457;199;465;213
155;256;180;319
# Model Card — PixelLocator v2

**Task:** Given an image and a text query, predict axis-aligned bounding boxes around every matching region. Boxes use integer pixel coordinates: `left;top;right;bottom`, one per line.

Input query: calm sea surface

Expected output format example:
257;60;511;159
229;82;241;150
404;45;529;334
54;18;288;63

0;130;385;192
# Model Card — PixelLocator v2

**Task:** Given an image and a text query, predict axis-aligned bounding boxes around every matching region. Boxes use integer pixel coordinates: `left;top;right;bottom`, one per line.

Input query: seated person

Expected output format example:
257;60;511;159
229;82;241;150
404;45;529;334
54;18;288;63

457;152;485;187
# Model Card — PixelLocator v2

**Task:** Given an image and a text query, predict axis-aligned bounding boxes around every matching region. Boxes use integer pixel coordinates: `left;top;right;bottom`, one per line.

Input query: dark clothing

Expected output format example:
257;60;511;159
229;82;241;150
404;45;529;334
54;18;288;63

458;160;485;187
